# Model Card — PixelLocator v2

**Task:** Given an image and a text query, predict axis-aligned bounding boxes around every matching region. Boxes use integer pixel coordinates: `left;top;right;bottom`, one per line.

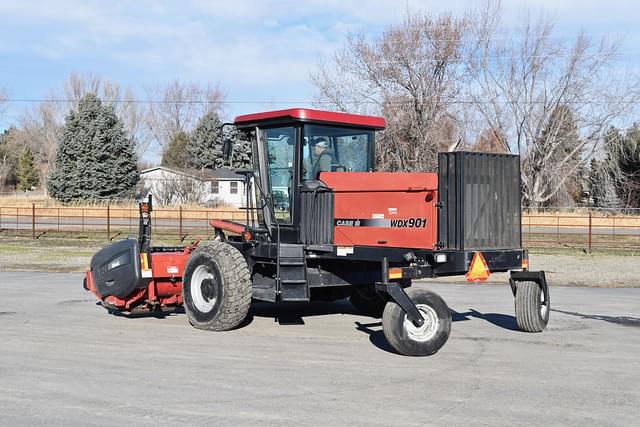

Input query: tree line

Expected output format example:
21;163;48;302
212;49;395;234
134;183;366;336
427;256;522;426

0;76;235;203
311;2;640;208
0;1;639;208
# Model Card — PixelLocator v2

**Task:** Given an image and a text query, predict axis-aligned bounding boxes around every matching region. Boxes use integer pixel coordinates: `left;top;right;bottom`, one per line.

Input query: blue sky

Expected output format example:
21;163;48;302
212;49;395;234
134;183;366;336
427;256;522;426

1;0;639;147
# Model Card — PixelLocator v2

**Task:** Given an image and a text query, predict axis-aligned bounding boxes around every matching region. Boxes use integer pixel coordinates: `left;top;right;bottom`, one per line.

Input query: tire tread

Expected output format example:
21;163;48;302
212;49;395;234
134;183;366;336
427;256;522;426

184;241;252;331
515;281;548;332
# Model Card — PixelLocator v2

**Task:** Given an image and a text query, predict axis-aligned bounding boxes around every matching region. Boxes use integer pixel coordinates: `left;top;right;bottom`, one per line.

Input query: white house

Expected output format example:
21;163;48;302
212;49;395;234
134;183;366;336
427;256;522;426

140;166;246;206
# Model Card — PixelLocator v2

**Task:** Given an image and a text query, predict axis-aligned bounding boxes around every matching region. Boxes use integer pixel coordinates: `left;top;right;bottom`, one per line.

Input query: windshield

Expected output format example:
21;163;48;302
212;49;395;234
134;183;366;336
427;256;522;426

302;124;374;180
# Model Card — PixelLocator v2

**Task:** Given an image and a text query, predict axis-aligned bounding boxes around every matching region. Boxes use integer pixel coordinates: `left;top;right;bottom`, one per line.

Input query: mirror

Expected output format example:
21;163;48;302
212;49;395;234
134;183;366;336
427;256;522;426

222;137;233;163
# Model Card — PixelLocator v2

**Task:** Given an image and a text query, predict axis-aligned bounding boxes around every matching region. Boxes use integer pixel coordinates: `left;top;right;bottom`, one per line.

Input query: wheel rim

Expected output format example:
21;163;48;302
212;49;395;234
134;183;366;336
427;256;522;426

403;304;439;342
190;265;217;313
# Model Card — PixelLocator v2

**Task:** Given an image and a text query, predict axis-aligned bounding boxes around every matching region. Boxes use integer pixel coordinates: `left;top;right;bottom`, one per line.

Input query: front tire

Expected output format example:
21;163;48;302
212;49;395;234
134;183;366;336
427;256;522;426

183;241;252;331
382;287;451;356
515;281;549;332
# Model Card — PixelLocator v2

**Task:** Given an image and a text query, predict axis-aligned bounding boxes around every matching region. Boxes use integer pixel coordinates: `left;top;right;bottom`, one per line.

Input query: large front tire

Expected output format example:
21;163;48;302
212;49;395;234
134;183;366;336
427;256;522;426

515;281;549;332
183;242;252;331
382;287;451;356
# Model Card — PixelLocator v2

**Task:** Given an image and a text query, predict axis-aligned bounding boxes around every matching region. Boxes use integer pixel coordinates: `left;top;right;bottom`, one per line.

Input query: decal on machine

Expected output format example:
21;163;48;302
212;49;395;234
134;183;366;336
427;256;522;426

334;218;427;228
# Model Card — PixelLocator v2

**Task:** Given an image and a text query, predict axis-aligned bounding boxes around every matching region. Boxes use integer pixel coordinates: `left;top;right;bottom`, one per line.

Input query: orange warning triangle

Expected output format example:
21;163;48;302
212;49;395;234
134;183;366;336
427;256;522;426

466;252;491;282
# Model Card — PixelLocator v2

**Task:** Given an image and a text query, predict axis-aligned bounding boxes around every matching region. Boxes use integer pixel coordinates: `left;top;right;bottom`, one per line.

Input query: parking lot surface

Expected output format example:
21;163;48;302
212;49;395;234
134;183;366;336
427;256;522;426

0;272;638;426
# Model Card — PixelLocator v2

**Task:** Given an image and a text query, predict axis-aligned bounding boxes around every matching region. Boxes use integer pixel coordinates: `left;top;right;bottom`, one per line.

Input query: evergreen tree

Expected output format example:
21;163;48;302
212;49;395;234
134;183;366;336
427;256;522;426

161;131;190;169
48;93;138;203
0;128;19;190
16;147;39;191
187;111;223;169
607;124;640;208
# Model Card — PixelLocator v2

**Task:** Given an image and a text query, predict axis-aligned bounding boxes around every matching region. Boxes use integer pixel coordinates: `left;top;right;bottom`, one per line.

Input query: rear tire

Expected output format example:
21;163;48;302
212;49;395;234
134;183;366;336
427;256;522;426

349;285;386;317
382;287;451;356
183;241;252;331
515;281;549;332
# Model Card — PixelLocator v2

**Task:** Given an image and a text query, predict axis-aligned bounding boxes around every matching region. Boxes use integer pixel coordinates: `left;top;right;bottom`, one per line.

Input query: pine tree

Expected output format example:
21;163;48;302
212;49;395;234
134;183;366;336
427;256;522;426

48;93;138;203
187;111;223;169
16;147;39;191
161;131;190;169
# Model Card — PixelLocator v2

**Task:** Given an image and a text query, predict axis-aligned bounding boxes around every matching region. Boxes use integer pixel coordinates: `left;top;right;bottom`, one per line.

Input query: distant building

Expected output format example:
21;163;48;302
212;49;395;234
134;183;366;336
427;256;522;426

139;166;246;206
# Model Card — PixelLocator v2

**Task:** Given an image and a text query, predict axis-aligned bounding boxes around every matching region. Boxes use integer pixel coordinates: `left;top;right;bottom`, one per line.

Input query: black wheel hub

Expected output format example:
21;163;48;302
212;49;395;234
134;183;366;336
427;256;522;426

201;278;216;302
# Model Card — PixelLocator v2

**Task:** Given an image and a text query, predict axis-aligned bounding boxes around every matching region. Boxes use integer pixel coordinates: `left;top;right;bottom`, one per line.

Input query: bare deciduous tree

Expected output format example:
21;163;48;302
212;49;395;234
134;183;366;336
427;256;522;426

311;11;474;171
12;73;150;193
0;86;8;120
14;101;61;194
63;72;148;156
142;173;207;207
145;79;225;150
468;6;640;206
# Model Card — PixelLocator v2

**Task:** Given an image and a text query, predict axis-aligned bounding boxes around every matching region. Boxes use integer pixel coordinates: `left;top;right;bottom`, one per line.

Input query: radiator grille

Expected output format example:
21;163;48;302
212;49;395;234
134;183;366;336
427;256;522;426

438;152;521;250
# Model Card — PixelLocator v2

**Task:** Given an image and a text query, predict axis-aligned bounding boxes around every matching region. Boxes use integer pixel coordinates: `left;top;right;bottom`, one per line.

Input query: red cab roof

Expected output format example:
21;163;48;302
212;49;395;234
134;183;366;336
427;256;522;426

233;108;385;129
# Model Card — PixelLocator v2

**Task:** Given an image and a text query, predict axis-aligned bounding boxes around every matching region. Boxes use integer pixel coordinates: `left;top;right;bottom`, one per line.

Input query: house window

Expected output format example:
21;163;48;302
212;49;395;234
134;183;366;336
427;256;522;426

230;181;238;194
210;181;219;194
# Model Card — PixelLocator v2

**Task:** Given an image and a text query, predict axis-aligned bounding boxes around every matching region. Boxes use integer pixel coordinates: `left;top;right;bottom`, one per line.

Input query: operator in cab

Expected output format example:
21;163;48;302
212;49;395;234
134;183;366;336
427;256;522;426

305;137;333;180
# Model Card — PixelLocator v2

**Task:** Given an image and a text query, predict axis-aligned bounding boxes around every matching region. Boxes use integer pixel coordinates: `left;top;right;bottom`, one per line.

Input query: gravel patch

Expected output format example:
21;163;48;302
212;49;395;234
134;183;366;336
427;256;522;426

0;240;637;287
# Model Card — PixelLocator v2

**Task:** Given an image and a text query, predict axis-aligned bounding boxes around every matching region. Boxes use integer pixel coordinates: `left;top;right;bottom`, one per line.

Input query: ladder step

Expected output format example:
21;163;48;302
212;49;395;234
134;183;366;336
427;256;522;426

280;261;305;266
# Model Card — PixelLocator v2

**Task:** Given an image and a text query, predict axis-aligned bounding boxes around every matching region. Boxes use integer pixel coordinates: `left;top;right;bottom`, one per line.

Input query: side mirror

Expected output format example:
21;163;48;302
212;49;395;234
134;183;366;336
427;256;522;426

222;138;233;163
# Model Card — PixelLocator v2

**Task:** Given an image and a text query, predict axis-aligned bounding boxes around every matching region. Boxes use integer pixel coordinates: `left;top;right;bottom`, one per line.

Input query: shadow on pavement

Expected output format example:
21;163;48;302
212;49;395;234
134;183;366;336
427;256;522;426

354;321;399;355
450;308;519;331
552;309;640;327
250;299;360;325
103;302;185;319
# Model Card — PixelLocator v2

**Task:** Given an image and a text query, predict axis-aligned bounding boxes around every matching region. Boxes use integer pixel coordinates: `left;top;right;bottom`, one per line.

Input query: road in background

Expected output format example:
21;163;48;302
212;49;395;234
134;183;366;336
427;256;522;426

2;206;639;252
0;272;638;426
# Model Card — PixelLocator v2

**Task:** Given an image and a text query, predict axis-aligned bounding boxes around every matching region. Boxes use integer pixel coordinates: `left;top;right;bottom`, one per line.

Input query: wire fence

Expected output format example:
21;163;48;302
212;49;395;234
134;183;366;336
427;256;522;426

0;205;247;243
0;204;639;252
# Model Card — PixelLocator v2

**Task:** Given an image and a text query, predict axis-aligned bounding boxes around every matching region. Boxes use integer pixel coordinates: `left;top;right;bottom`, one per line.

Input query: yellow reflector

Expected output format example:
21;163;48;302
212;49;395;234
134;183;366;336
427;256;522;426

465;252;491;282
388;268;403;280
140;253;149;270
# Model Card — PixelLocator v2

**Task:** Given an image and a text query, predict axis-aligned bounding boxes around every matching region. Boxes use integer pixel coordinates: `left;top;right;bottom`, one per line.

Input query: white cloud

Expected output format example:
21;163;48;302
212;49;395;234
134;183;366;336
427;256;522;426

0;0;638;122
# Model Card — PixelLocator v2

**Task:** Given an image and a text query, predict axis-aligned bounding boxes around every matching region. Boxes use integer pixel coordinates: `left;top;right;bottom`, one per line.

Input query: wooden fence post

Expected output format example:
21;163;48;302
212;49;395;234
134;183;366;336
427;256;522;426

179;206;183;241
107;204;110;241
588;211;592;254
32;203;35;239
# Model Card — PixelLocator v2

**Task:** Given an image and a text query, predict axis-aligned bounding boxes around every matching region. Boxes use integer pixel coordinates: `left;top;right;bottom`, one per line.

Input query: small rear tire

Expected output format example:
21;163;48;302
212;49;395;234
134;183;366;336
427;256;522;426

515;281;549;332
382;287;451;356
349;285;387;317
183;241;252;331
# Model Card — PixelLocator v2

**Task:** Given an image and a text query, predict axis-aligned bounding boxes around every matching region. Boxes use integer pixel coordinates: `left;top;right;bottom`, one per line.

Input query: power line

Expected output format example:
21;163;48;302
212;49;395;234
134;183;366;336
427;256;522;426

2;98;639;106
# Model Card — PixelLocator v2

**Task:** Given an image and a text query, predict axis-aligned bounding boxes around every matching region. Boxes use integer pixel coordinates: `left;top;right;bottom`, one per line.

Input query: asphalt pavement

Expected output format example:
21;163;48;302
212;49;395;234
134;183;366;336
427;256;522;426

0;272;638;426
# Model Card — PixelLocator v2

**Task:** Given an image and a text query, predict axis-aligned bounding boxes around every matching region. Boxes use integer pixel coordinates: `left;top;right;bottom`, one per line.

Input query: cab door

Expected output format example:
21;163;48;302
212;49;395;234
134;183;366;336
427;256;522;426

256;125;301;242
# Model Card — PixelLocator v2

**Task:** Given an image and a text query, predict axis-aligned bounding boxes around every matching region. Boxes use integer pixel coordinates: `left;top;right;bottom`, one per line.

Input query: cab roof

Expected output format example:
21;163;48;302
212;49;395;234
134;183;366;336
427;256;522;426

233;108;386;130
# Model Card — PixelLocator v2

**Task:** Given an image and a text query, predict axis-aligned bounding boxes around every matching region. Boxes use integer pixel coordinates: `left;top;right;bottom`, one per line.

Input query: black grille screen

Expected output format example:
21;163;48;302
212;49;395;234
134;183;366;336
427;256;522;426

438;152;521;250
300;189;334;245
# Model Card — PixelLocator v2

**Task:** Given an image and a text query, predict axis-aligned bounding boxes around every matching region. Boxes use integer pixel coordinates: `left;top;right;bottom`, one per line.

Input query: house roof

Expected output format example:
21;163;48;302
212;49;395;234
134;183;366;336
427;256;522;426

140;166;245;181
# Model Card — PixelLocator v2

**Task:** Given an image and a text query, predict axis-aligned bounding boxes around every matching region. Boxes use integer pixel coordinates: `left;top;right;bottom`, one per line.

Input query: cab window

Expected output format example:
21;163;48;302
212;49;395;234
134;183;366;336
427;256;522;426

302;125;374;180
